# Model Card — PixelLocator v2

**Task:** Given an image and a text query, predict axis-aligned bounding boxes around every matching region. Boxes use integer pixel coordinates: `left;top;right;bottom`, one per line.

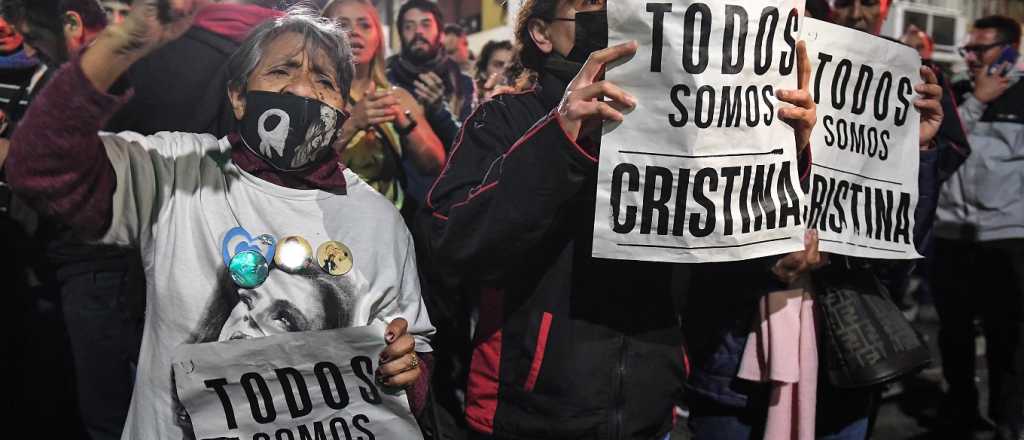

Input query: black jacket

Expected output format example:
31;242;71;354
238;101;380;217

107;26;239;137
426;73;686;440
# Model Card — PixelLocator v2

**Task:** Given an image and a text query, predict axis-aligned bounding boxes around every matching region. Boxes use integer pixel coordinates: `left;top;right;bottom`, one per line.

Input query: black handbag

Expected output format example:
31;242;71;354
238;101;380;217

813;264;932;388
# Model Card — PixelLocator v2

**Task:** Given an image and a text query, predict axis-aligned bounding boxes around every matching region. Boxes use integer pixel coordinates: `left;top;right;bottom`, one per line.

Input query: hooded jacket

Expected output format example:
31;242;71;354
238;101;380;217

425;72;686;440
935;72;1024;242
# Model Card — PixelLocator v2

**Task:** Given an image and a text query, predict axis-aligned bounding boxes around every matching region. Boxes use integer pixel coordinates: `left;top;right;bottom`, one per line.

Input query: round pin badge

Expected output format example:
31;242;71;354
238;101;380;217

316;241;353;276
229;249;270;288
274;235;313;272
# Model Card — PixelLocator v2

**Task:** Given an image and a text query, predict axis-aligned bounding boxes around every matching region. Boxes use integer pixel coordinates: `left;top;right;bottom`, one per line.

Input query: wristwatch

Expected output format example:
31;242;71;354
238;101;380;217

396;110;417;136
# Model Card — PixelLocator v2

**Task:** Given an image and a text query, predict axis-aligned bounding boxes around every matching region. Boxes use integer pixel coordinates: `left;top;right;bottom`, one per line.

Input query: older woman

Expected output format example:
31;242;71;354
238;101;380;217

4;1;433;438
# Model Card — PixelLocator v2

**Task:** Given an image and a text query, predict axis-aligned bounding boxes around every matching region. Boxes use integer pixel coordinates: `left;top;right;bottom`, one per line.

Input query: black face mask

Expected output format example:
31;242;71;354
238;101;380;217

565;10;608;64
238;91;346;171
542;10;608;82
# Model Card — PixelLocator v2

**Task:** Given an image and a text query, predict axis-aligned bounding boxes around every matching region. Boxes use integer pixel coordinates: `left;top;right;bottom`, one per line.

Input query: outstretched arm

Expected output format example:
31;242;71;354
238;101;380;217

4;0;202;239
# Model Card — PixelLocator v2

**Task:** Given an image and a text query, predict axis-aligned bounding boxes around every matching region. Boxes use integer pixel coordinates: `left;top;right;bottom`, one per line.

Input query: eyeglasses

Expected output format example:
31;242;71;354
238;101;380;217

832;0;883;7
958;41;1008;58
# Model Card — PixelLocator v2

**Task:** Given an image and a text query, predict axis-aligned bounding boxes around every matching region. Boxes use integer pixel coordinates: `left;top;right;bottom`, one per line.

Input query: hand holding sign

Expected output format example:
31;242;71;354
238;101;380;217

772;229;828;285
776;40;817;153
915;66;944;148
557;41;639;141
378;318;421;388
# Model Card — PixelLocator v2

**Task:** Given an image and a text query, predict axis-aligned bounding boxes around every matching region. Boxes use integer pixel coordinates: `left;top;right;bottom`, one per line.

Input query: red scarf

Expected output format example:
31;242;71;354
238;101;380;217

193;3;284;43
229;134;348;195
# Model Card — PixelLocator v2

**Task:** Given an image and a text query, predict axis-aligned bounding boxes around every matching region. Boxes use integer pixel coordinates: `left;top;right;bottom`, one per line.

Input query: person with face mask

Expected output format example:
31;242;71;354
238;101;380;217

386;0;474;148
424;0;819;438
4;2;435;438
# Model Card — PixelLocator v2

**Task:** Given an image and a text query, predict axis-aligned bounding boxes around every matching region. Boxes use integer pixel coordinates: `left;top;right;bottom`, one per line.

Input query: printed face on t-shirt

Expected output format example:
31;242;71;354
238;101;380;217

217;268;351;340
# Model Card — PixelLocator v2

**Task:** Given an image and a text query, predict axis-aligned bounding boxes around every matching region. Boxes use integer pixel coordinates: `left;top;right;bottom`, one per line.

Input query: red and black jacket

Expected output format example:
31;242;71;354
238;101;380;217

425;73;686;439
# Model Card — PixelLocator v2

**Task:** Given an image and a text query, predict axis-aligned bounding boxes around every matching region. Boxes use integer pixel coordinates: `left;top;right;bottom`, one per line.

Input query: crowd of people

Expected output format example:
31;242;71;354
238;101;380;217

0;0;1021;439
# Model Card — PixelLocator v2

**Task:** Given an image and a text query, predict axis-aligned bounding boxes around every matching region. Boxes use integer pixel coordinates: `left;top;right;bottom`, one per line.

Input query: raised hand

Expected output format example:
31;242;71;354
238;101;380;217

112;0;205;55
414;72;445;109
348;88;400;131
82;0;208;92
556;41;639;141
776;40;816;153
915;66;945;149
973;63;1012;104
772;229;829;285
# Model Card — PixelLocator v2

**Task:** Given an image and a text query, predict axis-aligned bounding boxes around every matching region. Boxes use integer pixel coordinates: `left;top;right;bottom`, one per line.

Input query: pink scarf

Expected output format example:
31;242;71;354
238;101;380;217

737;277;819;440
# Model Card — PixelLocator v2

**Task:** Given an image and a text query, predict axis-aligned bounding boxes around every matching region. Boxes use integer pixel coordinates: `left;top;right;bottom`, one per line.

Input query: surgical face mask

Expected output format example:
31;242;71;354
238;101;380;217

564;10;608;64
238;91;347;171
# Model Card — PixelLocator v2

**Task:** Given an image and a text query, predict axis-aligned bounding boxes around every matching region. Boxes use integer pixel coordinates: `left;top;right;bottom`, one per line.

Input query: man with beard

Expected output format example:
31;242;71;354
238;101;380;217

386;0;473;146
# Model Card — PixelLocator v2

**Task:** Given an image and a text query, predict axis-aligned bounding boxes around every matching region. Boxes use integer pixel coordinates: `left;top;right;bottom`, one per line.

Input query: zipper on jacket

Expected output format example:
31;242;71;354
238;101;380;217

611;335;628;440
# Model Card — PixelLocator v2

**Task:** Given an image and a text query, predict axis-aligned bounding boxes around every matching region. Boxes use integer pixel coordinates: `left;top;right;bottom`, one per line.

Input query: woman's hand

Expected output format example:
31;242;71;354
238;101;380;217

915;66;944;149
776;40;816;153
377;318;421;388
556;41;639;141
391;87;444;174
347;89;400;131
772;229;829;285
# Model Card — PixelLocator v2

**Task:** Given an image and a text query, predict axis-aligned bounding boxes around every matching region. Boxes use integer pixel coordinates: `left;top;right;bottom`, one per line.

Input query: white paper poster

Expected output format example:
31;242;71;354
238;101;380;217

593;0;807;263
803;18;923;259
172;323;423;440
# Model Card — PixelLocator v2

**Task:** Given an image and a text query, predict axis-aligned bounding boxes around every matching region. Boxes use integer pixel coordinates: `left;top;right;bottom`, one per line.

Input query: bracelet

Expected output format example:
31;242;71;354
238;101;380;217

395;110;417;136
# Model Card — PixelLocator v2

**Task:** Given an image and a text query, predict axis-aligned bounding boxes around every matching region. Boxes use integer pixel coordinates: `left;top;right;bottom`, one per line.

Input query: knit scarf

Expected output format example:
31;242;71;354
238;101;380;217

0;49;38;71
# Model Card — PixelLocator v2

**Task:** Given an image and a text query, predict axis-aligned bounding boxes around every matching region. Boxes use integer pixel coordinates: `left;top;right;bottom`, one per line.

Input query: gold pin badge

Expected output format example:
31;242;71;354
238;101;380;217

274;235;313;272
316;240;353;276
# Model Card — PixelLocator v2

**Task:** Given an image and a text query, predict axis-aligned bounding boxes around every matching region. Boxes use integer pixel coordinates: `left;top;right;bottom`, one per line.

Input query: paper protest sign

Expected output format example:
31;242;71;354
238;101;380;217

803;18;923;259
172;323;423;440
593;0;808;263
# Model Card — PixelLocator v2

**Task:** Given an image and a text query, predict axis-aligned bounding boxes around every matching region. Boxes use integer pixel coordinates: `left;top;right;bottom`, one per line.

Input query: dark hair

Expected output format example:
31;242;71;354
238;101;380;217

974;15;1022;46
443;23;465;37
476;39;513;77
513;0;560;73
226;8;355;99
2;0;107;33
805;0;831;22
396;0;443;29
